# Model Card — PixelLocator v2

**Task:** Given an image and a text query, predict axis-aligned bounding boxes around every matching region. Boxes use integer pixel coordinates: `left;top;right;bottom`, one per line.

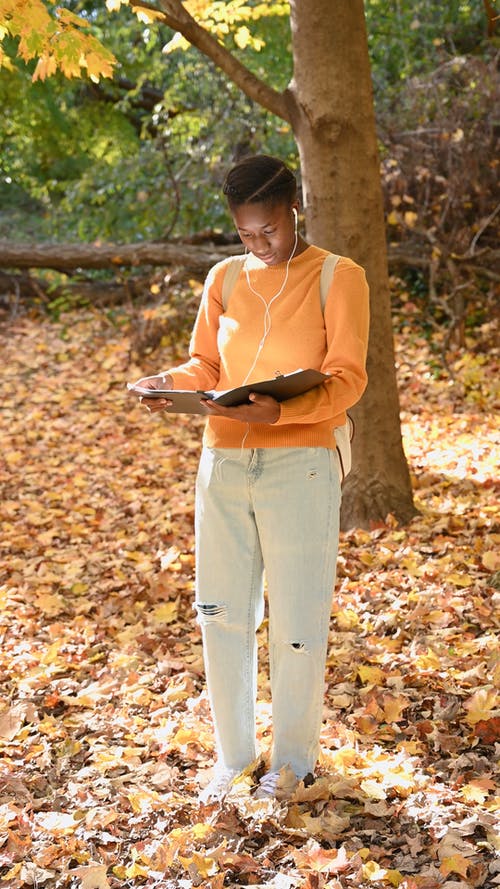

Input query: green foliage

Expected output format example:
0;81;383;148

0;1;295;240
0;0;494;245
365;0;487;110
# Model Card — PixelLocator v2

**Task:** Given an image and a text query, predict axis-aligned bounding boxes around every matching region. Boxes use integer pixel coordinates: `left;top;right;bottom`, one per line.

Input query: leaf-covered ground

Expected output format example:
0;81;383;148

0;298;499;889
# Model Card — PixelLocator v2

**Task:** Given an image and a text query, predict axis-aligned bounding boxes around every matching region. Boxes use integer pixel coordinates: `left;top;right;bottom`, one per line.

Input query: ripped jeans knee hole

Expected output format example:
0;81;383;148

195;602;228;625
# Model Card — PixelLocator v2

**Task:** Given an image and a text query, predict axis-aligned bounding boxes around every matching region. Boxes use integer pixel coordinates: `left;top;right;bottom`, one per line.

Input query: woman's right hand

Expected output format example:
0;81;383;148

133;373;173;413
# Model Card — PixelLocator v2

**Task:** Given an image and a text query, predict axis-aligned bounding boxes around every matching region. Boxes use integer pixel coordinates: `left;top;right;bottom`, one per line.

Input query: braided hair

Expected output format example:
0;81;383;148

223;155;297;209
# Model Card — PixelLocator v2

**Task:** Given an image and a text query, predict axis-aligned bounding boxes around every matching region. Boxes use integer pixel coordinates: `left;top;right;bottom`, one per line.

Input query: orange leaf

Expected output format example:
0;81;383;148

440;854;470;878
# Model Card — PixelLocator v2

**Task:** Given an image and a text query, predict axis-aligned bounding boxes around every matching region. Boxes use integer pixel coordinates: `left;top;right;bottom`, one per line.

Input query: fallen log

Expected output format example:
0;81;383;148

0;239;240;273
0;239;497;284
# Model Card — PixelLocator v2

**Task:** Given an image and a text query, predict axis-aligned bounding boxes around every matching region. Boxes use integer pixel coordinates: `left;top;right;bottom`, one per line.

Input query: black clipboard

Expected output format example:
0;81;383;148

127;368;329;415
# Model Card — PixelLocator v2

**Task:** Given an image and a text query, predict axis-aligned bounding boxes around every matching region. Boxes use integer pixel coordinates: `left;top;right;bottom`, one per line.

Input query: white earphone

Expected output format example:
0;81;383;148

292;207;298;230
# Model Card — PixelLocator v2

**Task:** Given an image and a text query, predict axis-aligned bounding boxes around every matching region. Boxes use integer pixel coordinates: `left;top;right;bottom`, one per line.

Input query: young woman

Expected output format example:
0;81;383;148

133;155;369;802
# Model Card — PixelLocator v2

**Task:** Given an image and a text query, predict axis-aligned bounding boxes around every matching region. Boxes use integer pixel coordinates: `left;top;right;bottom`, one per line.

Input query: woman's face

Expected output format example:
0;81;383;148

231;200;299;266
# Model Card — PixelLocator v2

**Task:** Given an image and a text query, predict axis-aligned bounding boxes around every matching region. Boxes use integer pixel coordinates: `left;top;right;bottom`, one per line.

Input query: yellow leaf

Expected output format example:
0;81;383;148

234;25;251;48
4;449;24;466
464;687;499;725
415;650;441;670
0;48;14;69
446;572;473;587
151;600;179;624
335;607;359;629
190;822;214;840
2;864;22;881
84;50;114;81
127;788;163;813
382;694;408;723
358;665;385;686
57;8;91;27
178;852;219;879
386;870;404;887
387;210;400;225
360;779;386;800
35;592;66;616
162;31;190;53
460;782;489;804
125;862;149;878
132;4;166;21
404;211;418;227
40;641;63;665
483;550;500;571
362;860;387;881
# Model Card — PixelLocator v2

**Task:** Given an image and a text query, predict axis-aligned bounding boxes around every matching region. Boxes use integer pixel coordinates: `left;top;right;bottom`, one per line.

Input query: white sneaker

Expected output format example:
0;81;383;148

254;770;280;799
199;767;238;804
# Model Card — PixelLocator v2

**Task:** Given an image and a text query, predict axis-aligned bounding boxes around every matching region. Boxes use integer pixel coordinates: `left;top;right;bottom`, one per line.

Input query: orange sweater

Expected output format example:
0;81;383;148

166;245;369;449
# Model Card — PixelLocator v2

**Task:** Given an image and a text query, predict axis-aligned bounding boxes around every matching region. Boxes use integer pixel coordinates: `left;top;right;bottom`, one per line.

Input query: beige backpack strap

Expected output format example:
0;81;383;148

319;252;340;312
320;252;352;483
221;257;246;311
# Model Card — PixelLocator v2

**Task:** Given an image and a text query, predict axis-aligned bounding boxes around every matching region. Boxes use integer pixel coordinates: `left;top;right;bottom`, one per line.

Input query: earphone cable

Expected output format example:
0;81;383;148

241;228;298;386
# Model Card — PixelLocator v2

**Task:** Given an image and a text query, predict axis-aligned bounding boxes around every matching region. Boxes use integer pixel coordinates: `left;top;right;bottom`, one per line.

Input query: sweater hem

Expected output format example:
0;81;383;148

202;424;339;450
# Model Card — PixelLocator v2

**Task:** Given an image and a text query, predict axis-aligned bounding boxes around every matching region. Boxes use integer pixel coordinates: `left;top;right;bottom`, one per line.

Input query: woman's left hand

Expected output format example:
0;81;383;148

202;393;280;424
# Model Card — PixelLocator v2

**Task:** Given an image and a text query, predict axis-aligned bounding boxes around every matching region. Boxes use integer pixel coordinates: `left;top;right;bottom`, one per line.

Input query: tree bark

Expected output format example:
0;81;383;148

288;0;416;527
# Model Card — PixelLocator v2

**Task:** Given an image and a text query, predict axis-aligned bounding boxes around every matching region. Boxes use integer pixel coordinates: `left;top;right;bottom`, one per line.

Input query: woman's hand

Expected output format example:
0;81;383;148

134;373;173;413
203;392;280;424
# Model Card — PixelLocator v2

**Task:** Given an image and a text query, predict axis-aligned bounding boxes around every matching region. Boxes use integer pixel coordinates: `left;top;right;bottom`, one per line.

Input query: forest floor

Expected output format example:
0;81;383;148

0;293;499;889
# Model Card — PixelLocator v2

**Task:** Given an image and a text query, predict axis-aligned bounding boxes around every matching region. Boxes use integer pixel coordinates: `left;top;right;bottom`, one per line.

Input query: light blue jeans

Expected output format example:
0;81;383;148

194;446;341;779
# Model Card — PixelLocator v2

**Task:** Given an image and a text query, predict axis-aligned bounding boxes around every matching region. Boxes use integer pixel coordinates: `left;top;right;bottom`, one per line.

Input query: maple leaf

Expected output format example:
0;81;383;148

382;692;409;723
463;686;499;724
460;778;495;804
0;702;38;740
178;850;219;879
0;295;498;889
292;841;352;873
473;716;500;744
71;864;111;888
358;665;386;686
440;854;470;878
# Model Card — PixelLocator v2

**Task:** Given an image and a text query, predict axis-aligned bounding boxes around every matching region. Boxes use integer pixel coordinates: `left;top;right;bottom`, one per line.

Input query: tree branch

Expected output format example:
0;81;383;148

483;0;498;37
131;0;292;122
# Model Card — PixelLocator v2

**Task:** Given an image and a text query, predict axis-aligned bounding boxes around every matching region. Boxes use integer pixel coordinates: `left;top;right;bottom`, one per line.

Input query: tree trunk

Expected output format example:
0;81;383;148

288;0;416;528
